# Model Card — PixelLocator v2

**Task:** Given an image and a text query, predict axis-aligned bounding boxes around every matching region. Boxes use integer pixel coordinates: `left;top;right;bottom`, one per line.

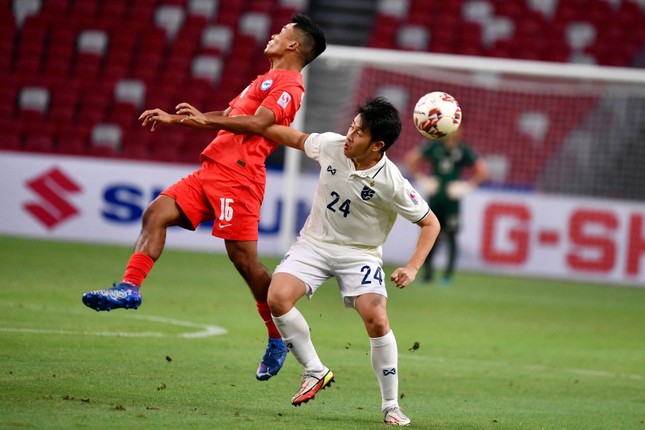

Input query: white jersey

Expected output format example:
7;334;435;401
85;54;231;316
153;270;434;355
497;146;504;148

300;132;430;255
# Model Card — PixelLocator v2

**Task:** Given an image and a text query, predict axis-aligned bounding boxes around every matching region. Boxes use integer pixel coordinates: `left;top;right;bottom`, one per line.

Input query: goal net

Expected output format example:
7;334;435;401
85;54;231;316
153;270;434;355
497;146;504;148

298;45;645;200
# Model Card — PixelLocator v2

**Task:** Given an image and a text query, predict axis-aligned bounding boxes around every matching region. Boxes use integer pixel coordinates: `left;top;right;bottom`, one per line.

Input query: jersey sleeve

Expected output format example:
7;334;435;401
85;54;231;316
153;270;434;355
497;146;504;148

392;177;431;224
261;78;304;125
304;133;323;161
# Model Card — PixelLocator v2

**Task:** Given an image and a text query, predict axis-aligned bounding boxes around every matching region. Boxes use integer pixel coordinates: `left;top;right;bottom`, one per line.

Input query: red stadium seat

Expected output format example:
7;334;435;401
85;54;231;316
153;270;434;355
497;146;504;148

23;134;54;153
0;132;22;151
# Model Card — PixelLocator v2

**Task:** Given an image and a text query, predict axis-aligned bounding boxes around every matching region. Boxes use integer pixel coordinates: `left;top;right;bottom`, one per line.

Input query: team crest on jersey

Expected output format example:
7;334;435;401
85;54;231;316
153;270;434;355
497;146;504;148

277;91;291;108
261;79;273;90
361;186;375;200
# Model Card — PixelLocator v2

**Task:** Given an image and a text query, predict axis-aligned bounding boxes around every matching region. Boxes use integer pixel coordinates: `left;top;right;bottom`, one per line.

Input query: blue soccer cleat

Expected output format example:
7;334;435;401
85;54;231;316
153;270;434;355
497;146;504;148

256;337;288;381
82;282;142;311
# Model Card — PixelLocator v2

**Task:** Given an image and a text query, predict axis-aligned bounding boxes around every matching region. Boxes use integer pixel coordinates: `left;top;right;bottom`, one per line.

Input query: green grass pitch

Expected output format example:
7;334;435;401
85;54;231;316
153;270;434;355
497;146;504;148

0;236;643;429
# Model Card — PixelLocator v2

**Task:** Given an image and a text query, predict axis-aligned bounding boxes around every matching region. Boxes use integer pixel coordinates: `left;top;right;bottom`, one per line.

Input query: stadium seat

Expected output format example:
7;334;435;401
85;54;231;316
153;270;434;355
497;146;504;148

56;132;87;156
278;0;308;9
565;22;596;51
68;0;99;19
396;24;429;51
215;5;242;27
114;79;146;109
188;0;217;19
120;128;152;160
378;85;410;114
248;0;275;13
155;4;185;40
12;0;41;27
19;86;49;115
23;134;54;153
526;0;557;19
40;0;69;21
0;132;22;151
376;0;409;18
99;0;128;20
43;27;75;79
0;85;16;120
462;0;493;25
48;89;77;124
77;30;109;56
481;16;513;48
366;14;399;49
13;15;47;81
91;123;122;152
239;12;270;46
77;91;110;126
201;25;233;55
127;1;156;28
191;55;223;84
0;14;14;72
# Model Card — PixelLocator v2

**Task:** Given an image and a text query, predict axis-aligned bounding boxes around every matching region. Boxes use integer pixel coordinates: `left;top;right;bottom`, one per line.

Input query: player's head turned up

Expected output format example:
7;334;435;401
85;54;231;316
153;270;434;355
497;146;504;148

357;97;402;153
291;13;327;67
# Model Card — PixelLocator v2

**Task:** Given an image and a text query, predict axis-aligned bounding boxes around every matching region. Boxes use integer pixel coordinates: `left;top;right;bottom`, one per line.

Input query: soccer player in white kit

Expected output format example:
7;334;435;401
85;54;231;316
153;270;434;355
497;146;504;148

261;97;440;426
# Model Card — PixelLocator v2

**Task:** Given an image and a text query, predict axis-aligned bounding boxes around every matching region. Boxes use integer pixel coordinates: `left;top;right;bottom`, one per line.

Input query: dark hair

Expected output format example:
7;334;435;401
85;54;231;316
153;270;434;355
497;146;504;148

291;13;326;67
357;97;402;152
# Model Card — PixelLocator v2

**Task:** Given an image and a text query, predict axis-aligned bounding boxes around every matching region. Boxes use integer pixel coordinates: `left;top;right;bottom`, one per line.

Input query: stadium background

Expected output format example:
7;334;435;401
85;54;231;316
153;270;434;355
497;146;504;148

1;0;645;285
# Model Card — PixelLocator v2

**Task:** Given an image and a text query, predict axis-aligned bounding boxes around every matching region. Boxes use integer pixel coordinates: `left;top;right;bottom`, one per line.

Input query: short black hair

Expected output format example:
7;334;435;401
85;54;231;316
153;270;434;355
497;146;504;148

291;13;326;67
357;97;402;152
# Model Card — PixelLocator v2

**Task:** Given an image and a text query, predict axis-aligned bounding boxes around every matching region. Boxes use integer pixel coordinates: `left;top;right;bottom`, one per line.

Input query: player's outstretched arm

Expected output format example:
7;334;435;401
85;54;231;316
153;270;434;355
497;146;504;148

261;124;309;151
139;106;228;131
390;210;440;289
176;102;276;135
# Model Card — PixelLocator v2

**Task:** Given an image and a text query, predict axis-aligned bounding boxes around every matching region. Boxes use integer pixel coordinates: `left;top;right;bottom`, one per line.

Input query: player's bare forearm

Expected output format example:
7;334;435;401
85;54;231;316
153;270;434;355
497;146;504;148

139;107;221;131
390;211;440;288
176;103;276;135
262;124;308;151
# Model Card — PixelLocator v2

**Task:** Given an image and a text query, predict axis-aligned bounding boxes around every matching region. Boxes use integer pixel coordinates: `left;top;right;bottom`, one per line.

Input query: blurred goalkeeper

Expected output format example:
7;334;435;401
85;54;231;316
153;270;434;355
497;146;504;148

405;130;488;285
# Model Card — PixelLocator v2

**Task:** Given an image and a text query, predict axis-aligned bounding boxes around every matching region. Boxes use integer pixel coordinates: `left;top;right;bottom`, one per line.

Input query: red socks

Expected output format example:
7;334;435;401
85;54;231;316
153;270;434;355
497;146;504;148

122;254;282;340
122;253;155;287
256;301;281;339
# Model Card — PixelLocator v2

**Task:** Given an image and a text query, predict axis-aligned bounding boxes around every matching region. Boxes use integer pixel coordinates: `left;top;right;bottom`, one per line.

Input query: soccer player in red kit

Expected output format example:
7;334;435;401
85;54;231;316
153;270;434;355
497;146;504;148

82;14;326;381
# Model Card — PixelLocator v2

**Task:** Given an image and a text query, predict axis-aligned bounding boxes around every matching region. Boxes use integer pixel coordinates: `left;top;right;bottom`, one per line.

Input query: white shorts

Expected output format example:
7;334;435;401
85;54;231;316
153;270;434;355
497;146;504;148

274;237;388;308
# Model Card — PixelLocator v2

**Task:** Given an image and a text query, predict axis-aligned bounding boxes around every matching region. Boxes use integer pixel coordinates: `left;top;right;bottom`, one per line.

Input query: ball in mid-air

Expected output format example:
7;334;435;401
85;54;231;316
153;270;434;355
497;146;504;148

413;91;462;139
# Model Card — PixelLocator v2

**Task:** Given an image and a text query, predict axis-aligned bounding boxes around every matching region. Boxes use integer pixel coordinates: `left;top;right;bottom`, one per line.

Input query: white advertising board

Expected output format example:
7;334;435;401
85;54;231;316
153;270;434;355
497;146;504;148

1;151;643;287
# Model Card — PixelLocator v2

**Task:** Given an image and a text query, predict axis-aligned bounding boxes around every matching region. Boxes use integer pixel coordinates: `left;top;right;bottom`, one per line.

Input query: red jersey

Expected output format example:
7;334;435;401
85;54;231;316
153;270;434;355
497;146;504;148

200;68;304;185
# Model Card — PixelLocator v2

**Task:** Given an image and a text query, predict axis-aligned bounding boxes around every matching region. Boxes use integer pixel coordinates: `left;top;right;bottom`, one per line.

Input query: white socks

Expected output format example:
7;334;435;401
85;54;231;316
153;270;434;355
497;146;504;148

370;330;399;410
272;307;324;372
274;308;400;410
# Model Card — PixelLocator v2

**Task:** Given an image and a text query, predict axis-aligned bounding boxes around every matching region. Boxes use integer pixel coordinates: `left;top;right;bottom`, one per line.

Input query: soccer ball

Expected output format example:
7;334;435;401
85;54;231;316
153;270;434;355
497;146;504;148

413;92;462;139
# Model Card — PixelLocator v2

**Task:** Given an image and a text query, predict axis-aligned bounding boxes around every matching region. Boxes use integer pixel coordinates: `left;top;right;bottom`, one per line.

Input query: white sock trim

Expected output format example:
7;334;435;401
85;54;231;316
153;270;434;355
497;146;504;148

370;330;395;348
271;306;300;325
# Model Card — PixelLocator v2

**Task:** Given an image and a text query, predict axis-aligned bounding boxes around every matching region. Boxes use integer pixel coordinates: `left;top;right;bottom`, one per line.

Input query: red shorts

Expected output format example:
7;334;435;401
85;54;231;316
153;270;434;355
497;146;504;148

161;161;264;241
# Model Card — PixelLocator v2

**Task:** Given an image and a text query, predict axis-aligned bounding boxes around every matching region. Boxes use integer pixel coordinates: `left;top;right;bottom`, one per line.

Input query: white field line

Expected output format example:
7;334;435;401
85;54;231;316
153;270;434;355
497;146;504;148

0;302;227;339
399;354;642;381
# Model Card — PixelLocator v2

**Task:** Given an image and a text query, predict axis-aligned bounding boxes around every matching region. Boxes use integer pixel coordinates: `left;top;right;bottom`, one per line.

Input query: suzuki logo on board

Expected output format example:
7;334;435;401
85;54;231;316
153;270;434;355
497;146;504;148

23;167;82;230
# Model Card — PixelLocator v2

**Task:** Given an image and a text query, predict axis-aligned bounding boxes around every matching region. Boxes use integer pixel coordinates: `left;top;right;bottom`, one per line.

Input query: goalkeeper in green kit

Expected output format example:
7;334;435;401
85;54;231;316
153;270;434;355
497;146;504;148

405;129;488;285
